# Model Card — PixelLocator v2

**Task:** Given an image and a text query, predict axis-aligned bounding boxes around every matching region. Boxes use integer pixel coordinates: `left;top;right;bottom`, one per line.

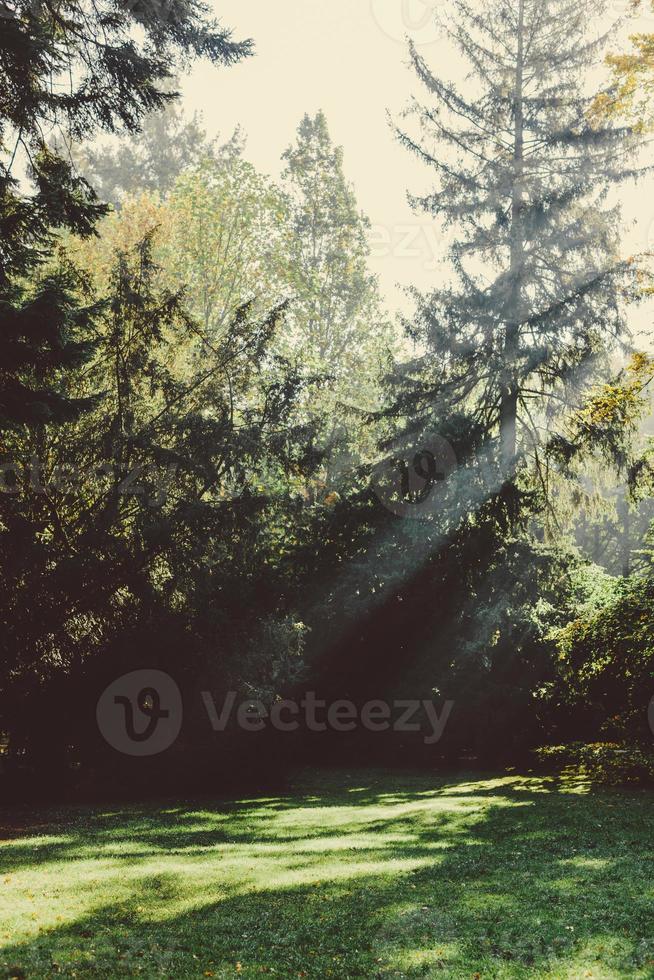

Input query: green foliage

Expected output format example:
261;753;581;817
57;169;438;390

547;353;654;484
393;0;643;497
71;89;245;208
0;0;250;426
0;259;103;426
0;0;260;773
563;562;622;617
545;569;654;741
0;236;330;771
164;155;289;336
3;0;653;793
75;113;396;495
1;42;398;779
340;0;654;766
390;536;581;758
280;112;394;403
536;741;654;785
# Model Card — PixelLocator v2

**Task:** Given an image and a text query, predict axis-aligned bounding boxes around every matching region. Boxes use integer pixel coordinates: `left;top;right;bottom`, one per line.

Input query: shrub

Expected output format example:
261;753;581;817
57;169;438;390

535;741;654;785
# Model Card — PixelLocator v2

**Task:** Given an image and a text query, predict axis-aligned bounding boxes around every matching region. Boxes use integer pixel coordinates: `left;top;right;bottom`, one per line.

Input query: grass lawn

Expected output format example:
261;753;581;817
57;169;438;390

1;768;653;978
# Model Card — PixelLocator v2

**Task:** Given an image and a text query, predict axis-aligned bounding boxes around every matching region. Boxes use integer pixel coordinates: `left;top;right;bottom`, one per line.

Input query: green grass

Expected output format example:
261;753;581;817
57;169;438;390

1;768;654;978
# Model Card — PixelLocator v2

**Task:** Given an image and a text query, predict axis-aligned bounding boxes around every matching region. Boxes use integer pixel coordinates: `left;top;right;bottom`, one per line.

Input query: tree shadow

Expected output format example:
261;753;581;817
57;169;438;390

1;769;653;977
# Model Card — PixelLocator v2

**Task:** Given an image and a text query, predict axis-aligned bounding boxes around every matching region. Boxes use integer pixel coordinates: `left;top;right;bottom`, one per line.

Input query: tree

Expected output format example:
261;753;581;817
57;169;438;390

68;85;246;207
547;565;654;744
0;0;250;430
281;112;394;408
393;0;643;498
163;156;289;339
0;0;251;781
307;0;649;760
82;114;396;419
546;351;654;569
0;235;326;783
591;0;654;128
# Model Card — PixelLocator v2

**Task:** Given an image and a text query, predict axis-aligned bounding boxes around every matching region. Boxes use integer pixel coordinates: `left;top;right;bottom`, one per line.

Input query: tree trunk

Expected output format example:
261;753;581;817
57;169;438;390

619;490;631;577
500;0;525;471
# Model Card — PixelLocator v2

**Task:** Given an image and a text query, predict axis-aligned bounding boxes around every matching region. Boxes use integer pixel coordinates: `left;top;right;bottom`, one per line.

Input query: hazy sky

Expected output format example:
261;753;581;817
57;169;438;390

180;0;654;341
180;1;465;311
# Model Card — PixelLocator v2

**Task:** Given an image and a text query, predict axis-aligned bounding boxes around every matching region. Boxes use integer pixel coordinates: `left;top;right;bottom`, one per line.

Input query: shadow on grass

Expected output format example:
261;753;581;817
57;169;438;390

1;769;654;978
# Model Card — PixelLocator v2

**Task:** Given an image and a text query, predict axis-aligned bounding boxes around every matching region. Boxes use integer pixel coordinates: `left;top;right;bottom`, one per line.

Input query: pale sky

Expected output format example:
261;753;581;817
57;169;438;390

180;0;654;343
181;1;459;312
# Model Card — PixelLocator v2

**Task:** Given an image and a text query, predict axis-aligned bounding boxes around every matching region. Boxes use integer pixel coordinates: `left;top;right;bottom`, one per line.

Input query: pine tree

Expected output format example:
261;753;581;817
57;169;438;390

394;0;643;498
0;0;250;429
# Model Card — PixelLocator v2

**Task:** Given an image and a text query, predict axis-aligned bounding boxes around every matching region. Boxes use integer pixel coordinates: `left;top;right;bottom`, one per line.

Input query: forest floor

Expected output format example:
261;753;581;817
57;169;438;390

0;768;653;978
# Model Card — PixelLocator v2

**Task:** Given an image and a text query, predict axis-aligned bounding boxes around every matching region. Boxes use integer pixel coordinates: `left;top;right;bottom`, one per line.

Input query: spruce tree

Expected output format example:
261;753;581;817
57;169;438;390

394;0;643;498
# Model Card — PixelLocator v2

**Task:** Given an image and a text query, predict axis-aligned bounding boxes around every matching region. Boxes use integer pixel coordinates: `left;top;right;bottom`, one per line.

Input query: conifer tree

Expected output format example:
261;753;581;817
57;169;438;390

394;0;643;498
0;0;250;429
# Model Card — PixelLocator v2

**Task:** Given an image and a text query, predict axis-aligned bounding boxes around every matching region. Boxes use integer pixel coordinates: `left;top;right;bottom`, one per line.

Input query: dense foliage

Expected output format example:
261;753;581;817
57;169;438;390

1;0;654;795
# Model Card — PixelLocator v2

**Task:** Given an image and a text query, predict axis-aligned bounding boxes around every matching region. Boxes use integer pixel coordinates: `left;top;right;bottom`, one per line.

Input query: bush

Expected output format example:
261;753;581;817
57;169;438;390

535;741;654;785
543;569;654;744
